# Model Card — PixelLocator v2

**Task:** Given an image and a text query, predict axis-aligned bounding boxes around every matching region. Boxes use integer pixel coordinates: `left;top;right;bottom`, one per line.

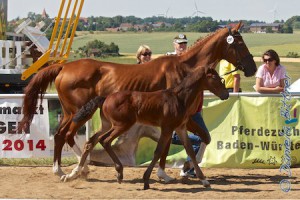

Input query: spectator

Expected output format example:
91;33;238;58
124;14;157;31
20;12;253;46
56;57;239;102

166;33;188;55
255;49;286;93
219;60;241;92
136;45;152;64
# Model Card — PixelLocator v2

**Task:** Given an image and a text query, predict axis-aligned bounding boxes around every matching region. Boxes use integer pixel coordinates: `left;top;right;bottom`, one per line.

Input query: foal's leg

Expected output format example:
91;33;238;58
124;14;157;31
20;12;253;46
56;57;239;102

60;105;100;180
100;123;135;183
143;128;173;190
156;137;175;183
175;128;210;187
61;128;107;182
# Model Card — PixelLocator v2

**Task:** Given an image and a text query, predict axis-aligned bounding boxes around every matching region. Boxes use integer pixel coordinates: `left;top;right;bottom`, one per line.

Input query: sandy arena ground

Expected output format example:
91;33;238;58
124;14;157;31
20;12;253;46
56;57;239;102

0;165;299;199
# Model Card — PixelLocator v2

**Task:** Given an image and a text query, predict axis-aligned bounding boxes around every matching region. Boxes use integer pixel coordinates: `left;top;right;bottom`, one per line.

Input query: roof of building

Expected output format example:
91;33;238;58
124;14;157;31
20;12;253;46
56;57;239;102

250;23;283;27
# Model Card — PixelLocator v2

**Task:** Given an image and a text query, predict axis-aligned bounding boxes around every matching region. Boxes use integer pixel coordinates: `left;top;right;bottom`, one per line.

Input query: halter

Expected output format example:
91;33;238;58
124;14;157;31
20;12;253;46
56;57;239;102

222;27;253;76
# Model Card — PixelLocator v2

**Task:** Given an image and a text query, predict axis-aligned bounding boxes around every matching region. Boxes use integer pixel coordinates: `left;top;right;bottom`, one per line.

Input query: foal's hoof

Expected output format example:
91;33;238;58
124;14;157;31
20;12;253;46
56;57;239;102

60;175;68;182
156;169;175;183
80;171;89;179
53;170;65;177
144;183;150;190
201;179;211;187
117;173;123;184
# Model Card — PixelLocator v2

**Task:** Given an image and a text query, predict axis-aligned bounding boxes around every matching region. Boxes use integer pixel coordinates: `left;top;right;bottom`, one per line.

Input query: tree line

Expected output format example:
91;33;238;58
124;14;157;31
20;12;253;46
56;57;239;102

7;12;300;35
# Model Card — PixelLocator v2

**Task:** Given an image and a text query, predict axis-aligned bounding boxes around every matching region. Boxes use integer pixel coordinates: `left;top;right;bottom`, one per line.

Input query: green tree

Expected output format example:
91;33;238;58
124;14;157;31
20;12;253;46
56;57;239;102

78;40;119;58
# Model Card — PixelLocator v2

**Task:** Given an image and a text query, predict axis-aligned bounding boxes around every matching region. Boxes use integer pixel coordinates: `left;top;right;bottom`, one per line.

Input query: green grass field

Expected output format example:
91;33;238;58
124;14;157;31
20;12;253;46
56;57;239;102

73;31;300;57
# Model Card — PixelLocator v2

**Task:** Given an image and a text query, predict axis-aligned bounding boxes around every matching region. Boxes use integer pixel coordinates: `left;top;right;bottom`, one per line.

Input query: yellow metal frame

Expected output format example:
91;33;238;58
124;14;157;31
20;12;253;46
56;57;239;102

21;0;84;80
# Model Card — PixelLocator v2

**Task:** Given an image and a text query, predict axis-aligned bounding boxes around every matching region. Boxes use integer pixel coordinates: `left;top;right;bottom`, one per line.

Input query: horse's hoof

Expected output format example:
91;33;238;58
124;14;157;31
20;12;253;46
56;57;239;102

202;179;211;187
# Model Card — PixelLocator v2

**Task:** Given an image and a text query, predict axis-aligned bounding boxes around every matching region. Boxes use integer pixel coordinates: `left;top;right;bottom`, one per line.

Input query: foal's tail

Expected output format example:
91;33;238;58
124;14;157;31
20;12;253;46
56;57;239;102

18;64;64;132
73;96;106;123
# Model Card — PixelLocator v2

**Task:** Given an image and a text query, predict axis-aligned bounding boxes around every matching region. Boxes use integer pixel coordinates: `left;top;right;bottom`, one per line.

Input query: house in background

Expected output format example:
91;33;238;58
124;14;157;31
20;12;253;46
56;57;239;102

249;23;283;33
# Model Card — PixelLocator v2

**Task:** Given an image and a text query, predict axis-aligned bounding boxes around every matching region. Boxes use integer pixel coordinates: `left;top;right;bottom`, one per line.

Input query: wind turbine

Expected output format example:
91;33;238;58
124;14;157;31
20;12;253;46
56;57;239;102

268;3;278;22
192;0;206;17
157;6;170;18
165;6;170;18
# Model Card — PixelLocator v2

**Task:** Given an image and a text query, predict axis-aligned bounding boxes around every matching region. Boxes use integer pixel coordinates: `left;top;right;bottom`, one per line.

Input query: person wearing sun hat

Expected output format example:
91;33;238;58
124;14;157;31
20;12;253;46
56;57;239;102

166;33;188;55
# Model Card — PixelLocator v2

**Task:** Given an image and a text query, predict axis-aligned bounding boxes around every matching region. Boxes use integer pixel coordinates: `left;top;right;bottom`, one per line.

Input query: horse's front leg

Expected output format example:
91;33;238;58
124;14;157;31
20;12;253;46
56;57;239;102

157;137;175;183
175;127;210;188
143;127;173;190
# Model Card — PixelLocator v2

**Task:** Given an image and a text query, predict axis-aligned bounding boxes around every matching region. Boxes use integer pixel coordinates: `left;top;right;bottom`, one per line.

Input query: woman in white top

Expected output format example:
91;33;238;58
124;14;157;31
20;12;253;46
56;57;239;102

255;49;286;93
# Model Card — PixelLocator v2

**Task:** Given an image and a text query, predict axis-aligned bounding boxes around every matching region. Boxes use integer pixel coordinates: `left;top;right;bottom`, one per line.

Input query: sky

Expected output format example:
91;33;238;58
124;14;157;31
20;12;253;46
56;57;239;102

7;0;300;23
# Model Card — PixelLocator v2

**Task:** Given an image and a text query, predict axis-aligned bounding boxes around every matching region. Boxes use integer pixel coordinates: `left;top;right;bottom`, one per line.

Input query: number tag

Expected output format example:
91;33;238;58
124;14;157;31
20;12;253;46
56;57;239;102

226;35;234;44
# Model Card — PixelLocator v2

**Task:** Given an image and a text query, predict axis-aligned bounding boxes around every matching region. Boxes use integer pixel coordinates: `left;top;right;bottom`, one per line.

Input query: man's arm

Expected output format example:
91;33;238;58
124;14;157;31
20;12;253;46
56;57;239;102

233;74;241;92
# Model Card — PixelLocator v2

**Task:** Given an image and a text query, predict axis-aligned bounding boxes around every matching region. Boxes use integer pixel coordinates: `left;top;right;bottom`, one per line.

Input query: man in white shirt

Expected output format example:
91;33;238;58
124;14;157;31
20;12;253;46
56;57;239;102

166;34;188;55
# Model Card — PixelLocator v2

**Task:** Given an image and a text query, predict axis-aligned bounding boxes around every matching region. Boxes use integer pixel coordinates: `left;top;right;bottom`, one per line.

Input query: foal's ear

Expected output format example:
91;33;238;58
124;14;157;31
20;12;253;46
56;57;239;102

205;67;214;77
206;67;214;74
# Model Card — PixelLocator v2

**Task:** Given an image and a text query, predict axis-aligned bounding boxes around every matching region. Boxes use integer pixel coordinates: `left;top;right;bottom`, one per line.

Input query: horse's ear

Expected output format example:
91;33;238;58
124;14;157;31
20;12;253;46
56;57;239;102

233;21;243;32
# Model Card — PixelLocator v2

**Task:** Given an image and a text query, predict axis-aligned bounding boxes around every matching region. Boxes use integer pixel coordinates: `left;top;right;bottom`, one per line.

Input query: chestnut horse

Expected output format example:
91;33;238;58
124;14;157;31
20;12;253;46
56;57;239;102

62;67;229;189
18;22;256;179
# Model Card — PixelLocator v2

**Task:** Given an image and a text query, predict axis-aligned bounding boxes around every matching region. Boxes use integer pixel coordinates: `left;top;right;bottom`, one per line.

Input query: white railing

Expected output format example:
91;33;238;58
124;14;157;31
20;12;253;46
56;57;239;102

1;92;300;100
0;40;25;71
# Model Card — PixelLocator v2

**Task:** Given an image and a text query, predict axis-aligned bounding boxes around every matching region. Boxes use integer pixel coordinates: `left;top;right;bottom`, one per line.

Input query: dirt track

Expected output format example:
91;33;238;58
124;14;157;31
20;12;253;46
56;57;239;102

0;165;299;199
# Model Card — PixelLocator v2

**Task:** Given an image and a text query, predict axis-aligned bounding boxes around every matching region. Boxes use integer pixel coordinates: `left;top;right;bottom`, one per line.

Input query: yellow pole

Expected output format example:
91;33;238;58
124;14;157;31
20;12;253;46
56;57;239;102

48;0;65;51
60;0;78;57
65;0;84;58
52;0;72;57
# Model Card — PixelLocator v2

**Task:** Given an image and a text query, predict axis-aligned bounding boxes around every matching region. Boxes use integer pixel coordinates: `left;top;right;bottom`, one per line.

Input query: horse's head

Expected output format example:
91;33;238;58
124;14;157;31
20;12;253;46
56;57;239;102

204;68;229;100
222;22;257;77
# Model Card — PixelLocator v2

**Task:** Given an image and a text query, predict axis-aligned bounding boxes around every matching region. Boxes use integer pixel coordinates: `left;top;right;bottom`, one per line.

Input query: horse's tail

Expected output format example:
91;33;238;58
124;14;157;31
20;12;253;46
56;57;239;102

73;96;106;123
18;64;64;132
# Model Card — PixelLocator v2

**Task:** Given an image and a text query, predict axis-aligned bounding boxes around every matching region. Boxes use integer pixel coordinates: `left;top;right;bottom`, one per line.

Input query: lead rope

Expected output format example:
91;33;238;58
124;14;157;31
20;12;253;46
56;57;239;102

221;67;238;77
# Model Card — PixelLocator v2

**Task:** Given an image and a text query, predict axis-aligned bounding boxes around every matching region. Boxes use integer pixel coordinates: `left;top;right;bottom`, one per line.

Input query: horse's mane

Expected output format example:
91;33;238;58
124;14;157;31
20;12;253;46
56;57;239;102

182;28;224;56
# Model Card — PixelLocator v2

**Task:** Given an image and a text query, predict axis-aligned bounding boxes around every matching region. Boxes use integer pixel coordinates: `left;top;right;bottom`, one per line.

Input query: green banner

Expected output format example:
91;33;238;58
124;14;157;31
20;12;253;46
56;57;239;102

167;96;300;168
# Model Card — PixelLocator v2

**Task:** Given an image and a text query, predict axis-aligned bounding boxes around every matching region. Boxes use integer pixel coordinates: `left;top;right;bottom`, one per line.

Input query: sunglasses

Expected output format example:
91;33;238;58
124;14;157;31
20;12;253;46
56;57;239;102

142;52;152;56
263;58;274;63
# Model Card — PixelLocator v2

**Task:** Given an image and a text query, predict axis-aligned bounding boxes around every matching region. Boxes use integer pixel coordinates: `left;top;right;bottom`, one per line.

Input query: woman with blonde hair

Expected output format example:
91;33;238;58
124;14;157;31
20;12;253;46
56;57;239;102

136;45;152;64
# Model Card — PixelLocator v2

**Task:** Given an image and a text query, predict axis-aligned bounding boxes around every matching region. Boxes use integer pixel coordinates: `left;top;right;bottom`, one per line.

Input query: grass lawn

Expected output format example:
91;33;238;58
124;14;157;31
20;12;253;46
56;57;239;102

73;31;300;57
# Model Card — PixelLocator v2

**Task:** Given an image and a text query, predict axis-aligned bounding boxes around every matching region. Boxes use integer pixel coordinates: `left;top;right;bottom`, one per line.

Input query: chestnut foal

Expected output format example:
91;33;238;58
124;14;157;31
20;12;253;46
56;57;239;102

63;66;229;190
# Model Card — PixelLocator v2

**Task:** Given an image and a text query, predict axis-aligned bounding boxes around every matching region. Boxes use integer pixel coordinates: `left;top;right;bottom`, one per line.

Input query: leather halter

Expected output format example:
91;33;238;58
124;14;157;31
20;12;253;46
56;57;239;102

222;27;253;76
